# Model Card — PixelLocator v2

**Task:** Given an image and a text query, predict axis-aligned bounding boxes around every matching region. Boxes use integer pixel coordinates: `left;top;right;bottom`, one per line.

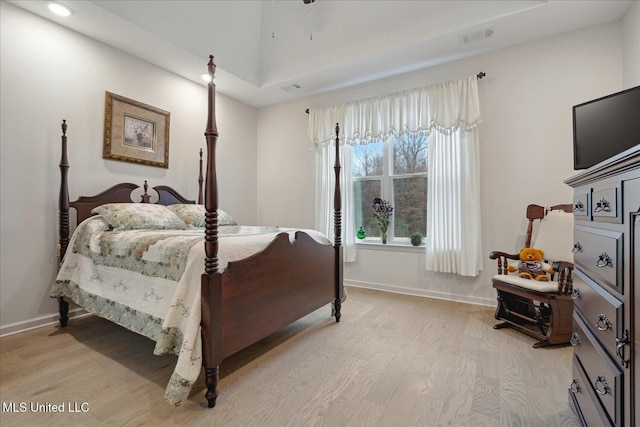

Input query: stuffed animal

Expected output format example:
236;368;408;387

508;247;555;281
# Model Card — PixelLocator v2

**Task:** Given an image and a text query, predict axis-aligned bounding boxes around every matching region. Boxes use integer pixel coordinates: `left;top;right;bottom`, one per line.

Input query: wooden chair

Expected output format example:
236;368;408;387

490;204;574;348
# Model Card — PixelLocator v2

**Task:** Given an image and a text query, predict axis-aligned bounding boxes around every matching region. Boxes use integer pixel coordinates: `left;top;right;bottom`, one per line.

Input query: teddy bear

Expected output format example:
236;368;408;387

508;247;555;281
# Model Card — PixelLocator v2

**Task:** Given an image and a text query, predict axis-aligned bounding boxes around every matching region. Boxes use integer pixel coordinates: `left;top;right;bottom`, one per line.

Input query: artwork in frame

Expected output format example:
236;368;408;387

103;91;170;168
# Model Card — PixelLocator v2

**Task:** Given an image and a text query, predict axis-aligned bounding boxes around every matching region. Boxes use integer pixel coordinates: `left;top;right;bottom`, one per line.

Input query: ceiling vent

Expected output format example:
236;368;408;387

461;28;494;44
281;83;302;92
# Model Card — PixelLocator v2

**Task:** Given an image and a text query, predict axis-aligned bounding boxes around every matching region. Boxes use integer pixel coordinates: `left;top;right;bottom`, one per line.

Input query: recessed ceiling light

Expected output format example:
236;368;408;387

48;2;74;17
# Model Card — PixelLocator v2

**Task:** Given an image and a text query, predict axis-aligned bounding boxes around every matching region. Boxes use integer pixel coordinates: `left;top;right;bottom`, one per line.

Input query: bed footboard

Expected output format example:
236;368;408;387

220;232;337;358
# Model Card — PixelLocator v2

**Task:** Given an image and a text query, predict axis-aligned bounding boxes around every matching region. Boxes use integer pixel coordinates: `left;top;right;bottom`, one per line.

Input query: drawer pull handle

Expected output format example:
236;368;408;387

595;253;612;268
573;201;585;212
596;314;612;331
571;288;582;300
594;376;610;395
594;197;610;213
570;378;581;394
616;330;630;368
572;242;582;253
570;333;580;346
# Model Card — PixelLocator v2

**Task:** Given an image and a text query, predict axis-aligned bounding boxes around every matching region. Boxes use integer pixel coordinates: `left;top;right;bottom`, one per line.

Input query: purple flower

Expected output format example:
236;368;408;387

372;197;383;211
372;198;393;232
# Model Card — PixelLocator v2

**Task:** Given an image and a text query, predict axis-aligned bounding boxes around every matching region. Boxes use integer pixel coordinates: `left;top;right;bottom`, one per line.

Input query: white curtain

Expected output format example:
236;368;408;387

425;129;483;276
308;75;483;275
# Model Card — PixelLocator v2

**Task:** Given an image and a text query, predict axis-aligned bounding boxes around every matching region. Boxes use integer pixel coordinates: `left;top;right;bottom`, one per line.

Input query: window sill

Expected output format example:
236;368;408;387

355;241;424;253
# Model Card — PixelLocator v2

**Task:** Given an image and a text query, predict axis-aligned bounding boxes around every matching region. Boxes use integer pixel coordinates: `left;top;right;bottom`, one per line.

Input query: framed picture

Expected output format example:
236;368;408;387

103;92;170;168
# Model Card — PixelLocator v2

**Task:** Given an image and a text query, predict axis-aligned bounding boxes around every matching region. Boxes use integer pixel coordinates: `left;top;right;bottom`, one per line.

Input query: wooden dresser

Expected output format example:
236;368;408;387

565;145;639;427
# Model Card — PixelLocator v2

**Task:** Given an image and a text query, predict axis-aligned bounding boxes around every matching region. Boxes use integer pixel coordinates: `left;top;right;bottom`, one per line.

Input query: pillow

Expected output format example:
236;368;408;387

218;209;237;226
91;203;187;231
82;215;111;233
167;204;238;228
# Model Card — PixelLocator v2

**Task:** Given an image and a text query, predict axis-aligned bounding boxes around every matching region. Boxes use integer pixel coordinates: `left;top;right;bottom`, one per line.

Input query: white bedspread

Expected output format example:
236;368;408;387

51;217;330;405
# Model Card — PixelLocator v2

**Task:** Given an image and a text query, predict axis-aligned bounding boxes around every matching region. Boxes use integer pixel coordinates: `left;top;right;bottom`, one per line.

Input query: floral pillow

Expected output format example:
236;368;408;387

92;203;187;231
167;204;238;228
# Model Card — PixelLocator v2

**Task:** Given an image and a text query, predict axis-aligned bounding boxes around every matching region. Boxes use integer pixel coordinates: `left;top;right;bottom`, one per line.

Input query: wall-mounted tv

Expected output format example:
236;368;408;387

573;86;640;170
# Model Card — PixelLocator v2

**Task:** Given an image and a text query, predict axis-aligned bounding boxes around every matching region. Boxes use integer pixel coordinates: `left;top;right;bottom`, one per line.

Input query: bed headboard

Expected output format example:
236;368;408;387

67;181;197;225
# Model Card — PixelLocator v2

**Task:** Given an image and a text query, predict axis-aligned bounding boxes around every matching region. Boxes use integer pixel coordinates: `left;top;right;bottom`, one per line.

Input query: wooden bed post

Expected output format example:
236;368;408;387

198;148;204;204
333;124;343;322
59;120;70;264
140;181;151;203
200;55;222;408
58;120;70;327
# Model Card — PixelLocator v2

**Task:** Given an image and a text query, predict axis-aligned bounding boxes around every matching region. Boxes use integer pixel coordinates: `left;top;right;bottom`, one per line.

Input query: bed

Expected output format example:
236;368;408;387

52;55;344;408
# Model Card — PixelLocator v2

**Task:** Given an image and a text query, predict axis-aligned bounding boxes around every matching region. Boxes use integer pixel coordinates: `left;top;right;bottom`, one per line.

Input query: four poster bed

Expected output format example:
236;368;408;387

52;56;344;408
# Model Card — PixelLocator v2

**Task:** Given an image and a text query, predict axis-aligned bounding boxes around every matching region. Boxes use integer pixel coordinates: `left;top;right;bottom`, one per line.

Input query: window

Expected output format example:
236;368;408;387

310;74;482;272
353;133;428;243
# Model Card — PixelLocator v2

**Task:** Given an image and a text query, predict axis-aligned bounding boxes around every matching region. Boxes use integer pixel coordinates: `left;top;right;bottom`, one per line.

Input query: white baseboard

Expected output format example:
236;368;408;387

345;280;494;307
0;308;90;337
2;284;492;337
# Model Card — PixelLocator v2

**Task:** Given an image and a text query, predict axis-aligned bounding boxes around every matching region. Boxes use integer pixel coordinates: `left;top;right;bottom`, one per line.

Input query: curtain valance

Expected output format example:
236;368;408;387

308;75;481;147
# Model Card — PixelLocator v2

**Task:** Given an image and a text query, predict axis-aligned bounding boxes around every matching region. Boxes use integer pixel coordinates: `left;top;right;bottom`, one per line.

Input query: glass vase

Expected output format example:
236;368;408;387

356;227;366;240
381;229;387;244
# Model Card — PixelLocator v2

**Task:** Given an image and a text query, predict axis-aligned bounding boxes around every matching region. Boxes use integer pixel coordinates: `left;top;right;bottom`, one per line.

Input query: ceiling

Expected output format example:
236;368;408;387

8;0;633;107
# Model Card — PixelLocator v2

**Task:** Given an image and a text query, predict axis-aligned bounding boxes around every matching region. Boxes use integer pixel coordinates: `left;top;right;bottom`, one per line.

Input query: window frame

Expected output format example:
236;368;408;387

353;134;427;245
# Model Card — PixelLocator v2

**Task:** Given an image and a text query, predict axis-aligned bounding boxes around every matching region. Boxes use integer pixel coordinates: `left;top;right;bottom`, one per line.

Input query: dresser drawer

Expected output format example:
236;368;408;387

570;355;612;427
573;226;623;294
573;313;623;426
591;184;620;223
572;269;623;356
573;192;590;220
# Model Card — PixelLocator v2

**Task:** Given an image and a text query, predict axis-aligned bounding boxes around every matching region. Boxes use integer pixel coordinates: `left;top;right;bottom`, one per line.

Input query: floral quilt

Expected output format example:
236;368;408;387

51;216;329;405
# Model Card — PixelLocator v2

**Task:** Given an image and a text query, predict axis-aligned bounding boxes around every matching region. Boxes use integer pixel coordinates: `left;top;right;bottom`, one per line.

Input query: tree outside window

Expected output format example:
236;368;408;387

353;134;427;243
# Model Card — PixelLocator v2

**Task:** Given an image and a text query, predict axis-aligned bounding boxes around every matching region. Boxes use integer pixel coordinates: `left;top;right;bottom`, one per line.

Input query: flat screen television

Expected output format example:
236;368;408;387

572;85;640;170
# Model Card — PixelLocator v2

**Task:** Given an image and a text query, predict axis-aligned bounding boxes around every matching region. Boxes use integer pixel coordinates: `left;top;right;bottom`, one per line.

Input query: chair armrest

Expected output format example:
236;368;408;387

551;261;574;295
489;251;519;260
552;260;574;271
489;251;520;275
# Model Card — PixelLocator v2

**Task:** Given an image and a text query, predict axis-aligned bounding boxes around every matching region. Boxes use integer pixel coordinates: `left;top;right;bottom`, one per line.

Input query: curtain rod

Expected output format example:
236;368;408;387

305;71;486;114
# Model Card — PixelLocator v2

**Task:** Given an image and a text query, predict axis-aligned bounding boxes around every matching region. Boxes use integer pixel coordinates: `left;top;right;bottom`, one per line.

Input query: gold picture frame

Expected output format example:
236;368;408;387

103;92;170;168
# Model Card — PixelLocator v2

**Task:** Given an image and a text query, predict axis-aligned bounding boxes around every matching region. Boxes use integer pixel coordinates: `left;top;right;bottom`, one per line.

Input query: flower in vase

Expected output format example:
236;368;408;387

372;197;393;243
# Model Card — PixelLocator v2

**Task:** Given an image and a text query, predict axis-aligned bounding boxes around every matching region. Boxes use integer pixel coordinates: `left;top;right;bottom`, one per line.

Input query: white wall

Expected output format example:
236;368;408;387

256;103;316;228
623;0;640;88
257;21;629;305
0;2;258;333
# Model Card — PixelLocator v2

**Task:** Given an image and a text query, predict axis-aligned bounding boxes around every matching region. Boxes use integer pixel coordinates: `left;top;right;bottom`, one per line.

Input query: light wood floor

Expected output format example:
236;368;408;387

0;287;579;426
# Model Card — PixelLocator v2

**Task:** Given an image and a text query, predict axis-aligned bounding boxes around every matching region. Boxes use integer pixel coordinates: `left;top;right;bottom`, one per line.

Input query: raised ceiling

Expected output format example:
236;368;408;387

8;0;633;107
